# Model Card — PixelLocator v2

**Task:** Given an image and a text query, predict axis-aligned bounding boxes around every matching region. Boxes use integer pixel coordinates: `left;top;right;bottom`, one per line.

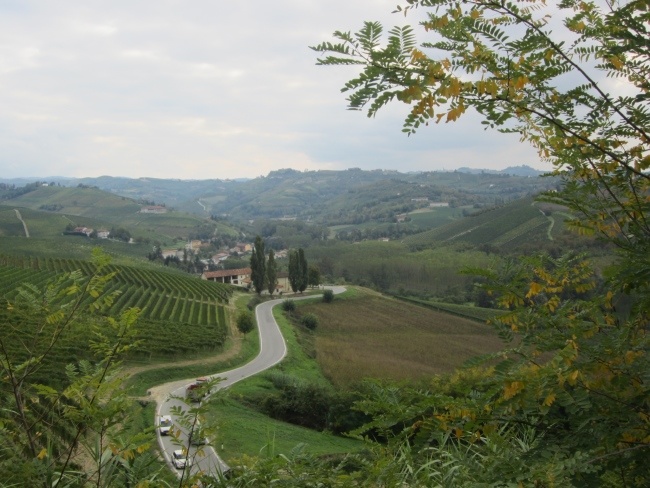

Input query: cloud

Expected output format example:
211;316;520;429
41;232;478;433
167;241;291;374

0;0;550;179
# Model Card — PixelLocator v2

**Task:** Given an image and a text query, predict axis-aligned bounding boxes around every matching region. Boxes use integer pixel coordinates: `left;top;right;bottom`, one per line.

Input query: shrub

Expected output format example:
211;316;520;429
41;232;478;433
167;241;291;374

281;299;295;312
301;313;318;330
236;310;255;335
322;289;334;303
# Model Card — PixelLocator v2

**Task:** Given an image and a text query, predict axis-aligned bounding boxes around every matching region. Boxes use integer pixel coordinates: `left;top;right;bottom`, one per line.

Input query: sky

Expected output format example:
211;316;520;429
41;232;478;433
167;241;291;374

0;0;548;180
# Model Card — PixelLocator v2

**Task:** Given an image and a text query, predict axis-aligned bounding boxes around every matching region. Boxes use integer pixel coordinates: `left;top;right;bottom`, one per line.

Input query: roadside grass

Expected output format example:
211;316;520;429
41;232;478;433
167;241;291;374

205;397;363;465
295;289;504;388
126;347;257;397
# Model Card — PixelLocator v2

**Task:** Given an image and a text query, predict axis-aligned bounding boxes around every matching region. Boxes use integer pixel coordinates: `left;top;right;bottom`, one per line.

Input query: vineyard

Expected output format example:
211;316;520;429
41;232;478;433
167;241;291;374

402;198;559;249
0;255;235;373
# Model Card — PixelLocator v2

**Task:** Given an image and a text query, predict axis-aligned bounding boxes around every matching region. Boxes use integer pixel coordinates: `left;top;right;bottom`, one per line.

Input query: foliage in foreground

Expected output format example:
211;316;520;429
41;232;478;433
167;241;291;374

0;249;230;487
209;0;650;485
0;249;156;486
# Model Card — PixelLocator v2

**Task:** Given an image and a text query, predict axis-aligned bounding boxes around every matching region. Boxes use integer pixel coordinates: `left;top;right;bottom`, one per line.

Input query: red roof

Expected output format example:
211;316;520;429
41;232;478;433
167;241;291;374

203;268;251;279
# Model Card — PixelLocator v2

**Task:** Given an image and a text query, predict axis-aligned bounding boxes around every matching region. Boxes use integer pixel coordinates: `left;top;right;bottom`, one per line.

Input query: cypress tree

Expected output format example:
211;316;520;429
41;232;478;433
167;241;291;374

266;249;278;296
298;248;308;293
288;249;299;293
250;235;266;295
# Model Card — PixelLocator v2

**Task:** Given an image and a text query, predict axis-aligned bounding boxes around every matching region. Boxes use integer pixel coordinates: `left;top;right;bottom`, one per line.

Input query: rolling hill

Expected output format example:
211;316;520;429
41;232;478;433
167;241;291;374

1;168;560;225
1;185;240;246
402;197;573;251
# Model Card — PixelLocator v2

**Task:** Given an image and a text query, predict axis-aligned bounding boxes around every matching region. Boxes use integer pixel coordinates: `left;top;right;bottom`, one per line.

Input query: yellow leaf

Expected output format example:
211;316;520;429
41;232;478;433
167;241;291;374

503;381;524;400
543;393;556;407
411;49;426;62
526;281;543;298
609;56;623;70
37;448;48;460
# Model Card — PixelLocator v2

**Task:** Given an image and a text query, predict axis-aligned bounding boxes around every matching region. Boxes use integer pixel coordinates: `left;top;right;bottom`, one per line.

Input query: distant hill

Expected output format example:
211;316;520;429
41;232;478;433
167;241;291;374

1;185;240;246
456;165;546;177
0;168;559;225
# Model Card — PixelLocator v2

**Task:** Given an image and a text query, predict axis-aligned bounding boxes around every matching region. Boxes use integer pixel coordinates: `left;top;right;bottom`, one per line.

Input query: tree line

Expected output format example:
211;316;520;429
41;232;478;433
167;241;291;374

250;236;320;296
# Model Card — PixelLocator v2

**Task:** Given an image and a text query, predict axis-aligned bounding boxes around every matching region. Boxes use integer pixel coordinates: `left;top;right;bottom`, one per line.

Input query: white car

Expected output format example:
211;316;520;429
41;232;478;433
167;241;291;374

159;415;172;436
172;449;192;469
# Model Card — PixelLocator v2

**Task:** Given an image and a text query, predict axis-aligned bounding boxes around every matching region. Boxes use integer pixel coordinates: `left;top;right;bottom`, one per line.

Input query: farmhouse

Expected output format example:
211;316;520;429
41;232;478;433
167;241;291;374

162;249;183;259
233;242;252;253
211;252;230;263
202;268;251;287
140;205;167;214
68;227;93;236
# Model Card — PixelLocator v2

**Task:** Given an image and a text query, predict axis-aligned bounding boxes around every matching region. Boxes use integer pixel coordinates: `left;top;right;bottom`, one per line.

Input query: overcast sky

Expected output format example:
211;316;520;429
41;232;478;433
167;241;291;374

1;0;547;180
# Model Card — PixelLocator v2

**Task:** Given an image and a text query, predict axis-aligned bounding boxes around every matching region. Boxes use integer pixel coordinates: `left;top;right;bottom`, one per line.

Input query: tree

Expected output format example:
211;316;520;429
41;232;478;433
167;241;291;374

288;249;301;293
308;264;321;289
236;310;255;336
250;235;266;295
298;248;309;293
266;249;278;296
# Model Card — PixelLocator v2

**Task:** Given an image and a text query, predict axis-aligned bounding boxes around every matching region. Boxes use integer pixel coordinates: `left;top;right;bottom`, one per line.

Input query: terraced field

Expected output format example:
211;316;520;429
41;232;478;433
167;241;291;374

0;255;235;378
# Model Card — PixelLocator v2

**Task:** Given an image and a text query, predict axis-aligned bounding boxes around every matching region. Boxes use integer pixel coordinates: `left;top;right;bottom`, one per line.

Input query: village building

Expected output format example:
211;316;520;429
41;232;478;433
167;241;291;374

71;227;93;236
161;249;184;259
140;205;167;214
229;242;252;255
211;252;230;263
201;268;251;287
185;240;202;251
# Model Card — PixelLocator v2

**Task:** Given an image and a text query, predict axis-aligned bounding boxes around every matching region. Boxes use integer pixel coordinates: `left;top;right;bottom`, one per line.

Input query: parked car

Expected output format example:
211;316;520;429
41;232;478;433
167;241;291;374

159;415;172;436
186;377;210;402
172;449;192;469
190;426;209;446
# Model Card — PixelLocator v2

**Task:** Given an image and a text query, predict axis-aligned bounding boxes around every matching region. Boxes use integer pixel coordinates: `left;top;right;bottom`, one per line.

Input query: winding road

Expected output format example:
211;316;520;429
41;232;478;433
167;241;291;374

154;287;345;479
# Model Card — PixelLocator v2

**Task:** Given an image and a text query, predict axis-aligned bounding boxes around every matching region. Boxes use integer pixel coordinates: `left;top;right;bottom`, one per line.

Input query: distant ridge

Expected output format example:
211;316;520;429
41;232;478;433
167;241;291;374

456;165;544;177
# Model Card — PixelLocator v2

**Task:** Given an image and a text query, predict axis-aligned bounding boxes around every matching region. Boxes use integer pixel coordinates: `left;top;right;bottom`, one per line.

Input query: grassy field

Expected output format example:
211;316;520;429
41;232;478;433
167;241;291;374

395;296;506;322
295;289;504;388
205;397;363;464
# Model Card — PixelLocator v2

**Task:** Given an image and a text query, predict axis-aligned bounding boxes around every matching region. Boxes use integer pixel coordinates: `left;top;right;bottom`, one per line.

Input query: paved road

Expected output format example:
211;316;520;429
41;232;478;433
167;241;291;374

155;287;345;479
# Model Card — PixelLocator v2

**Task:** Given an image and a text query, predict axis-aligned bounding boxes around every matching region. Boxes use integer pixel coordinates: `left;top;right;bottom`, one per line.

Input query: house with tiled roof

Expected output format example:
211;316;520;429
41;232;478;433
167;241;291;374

201;268;251;287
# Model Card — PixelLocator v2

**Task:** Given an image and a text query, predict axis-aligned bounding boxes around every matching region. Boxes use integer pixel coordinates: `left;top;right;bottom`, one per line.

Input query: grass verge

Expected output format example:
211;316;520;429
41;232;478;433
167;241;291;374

205;397;364;465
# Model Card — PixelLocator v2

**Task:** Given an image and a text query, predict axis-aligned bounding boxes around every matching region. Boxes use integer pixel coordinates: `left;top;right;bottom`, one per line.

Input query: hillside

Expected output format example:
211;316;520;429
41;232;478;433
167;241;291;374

1;185;240;246
1;169;559;224
402;197;574;251
0;253;235;386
